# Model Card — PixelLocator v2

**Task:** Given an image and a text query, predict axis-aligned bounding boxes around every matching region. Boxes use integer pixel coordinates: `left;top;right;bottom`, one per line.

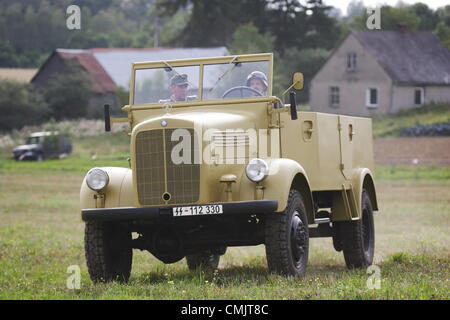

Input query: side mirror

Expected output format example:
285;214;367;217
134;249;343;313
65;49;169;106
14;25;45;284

292;72;304;90
282;72;305;97
289;91;298;120
104;104;111;132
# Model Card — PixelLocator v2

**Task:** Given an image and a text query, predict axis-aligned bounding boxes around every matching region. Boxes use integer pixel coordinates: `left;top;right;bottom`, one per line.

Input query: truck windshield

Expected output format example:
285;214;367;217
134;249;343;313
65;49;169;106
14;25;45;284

26;136;41;145
133;60;270;105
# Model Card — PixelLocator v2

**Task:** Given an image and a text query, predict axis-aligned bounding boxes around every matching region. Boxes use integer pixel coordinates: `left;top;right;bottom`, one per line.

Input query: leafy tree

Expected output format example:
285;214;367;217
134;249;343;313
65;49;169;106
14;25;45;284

274;47;330;103
229;23;274;55
351;5;421;31
0;80;49;131
435;21;450;49
411;3;439;31
156;0;340;52
346;0;365;21
156;0;268;46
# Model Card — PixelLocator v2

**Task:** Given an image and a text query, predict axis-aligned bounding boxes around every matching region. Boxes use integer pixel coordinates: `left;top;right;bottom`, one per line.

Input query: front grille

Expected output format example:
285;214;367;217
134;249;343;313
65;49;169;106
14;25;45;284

135;129;200;205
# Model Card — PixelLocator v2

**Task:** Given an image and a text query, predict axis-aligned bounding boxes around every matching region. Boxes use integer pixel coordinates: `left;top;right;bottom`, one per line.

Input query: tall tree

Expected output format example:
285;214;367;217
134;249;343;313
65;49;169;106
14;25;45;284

156;0;268;46
156;0;340;52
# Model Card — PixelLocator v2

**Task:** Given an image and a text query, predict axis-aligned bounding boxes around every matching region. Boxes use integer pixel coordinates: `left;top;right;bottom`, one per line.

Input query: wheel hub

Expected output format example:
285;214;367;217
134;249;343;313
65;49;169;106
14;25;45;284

290;212;307;263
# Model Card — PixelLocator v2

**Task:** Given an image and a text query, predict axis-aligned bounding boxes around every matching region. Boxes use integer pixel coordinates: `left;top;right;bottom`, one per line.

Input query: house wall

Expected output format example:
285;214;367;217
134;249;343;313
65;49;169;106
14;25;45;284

32;54;119;118
31;55;66;89
310;34;393;117
425;85;450;104
391;85;450;113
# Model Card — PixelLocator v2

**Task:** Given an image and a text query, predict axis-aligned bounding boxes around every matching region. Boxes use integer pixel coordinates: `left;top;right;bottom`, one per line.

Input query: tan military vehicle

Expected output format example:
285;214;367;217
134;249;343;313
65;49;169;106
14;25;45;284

80;53;378;282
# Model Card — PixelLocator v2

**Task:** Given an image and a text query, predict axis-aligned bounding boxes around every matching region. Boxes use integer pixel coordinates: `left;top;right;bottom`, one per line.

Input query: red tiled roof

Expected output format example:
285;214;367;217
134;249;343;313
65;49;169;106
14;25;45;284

57;51;116;93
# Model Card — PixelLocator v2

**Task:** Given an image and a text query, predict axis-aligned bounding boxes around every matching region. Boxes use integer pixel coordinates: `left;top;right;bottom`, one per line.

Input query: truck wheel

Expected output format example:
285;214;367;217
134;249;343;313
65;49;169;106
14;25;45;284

265;190;309;277
338;190;375;269
84;221;132;283
186;251;220;270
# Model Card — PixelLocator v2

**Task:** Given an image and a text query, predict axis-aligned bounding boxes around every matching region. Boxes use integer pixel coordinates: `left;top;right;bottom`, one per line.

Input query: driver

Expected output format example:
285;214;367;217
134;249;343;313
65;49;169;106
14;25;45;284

159;74;197;103
246;71;268;96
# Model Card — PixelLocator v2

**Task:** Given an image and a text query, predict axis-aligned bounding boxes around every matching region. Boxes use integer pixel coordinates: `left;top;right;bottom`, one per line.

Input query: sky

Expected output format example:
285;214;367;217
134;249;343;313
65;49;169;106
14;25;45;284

324;0;450;16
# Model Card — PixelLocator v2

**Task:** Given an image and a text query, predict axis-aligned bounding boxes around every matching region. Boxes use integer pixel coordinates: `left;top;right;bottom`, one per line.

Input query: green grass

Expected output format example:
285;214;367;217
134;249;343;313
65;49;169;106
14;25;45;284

372;102;450;138
375;165;450;182
0;158;449;299
0;124;448;300
0;154;130;174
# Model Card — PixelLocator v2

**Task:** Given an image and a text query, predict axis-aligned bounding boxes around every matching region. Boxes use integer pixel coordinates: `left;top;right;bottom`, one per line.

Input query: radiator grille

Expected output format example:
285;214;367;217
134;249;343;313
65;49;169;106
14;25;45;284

135;129;199;205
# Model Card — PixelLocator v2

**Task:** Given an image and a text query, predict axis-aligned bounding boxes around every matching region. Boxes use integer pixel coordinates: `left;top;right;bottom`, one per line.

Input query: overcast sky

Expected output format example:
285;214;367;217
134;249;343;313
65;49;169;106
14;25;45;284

323;0;449;16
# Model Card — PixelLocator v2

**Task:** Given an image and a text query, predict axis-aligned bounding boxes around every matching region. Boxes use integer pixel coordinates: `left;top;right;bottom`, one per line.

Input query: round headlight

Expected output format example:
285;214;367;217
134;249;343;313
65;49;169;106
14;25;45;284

86;168;109;191
245;158;269;182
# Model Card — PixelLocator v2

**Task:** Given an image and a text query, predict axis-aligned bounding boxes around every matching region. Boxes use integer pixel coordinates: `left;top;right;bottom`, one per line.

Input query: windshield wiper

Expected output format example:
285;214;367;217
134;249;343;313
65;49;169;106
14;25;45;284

162;60;197;88
207;56;241;94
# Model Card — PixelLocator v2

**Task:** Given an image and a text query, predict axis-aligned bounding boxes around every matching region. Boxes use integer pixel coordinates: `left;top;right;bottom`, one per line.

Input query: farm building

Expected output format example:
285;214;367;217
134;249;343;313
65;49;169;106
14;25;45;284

31;47;229;117
309;30;450;117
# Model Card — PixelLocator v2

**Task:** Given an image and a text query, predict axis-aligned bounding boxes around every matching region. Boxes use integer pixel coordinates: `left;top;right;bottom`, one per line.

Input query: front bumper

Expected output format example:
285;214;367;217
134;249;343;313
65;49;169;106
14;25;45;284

81;200;278;222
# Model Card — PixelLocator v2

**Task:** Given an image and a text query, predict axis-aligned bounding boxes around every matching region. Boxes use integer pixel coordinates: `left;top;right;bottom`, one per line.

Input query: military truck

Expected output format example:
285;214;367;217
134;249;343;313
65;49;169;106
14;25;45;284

80;53;378;282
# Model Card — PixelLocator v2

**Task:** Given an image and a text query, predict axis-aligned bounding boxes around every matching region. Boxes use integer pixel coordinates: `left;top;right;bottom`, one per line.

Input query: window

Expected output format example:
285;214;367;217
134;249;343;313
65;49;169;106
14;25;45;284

414;88;424;105
347;52;357;71
329;86;340;108
366;88;379;108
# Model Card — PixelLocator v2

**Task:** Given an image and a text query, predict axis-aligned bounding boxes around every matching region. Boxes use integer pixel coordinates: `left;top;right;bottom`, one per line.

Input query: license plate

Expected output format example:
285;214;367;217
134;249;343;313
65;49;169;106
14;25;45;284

172;205;223;217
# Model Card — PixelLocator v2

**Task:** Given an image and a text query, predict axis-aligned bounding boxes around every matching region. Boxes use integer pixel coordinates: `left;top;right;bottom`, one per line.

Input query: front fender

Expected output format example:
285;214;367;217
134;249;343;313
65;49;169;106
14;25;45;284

80;167;133;209
239;158;314;221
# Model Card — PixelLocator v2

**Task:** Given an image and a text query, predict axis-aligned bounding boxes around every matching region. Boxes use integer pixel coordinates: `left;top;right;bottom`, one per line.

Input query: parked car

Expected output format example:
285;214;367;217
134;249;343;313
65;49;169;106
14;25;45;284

12;131;72;161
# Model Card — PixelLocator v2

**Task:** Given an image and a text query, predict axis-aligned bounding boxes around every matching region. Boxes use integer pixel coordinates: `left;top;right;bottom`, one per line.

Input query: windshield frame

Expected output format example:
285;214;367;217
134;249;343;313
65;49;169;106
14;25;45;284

130;53;273;107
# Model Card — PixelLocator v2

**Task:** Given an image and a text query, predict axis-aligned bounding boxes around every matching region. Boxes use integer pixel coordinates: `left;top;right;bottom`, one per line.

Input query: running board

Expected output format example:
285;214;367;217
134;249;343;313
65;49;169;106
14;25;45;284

314;217;331;224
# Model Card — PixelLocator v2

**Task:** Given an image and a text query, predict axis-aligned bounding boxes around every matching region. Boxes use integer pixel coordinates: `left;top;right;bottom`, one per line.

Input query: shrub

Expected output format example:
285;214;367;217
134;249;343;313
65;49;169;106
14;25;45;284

0;79;49;132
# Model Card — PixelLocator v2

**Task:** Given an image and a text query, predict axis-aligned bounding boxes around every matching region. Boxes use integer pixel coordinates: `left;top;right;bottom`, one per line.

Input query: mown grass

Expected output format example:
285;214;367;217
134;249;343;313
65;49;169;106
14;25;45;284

372;102;450;138
0;157;449;300
375;165;450;182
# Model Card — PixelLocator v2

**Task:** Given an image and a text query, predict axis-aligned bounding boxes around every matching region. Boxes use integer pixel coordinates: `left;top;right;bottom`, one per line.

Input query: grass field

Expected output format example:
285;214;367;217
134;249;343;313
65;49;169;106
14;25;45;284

0;155;448;300
372;102;450;138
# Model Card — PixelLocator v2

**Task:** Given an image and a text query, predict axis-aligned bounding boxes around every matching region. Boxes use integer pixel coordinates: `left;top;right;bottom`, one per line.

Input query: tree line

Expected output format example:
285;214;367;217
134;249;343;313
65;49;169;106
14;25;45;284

0;0;449;131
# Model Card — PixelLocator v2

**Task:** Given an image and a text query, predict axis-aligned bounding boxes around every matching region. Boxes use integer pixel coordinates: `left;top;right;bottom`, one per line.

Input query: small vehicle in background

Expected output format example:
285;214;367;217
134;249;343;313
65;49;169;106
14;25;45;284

12;131;72;161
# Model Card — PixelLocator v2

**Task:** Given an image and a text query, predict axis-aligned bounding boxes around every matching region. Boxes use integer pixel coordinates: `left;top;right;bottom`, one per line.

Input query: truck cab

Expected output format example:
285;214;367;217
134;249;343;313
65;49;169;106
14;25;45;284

80;53;378;282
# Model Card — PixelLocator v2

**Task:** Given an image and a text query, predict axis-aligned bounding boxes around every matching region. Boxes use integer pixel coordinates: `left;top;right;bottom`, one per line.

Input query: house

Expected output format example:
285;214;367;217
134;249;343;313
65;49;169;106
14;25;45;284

31;47;229;117
309;30;450;117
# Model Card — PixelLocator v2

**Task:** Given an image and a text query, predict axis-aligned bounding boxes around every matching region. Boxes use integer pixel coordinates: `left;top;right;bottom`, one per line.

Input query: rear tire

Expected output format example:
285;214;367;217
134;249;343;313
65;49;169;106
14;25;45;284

265;190;309;277
84;221;132;283
337;190;375;269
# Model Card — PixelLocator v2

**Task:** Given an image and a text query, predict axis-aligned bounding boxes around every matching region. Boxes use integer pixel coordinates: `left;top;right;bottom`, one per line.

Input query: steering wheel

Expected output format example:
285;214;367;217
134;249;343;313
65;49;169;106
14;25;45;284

221;86;263;99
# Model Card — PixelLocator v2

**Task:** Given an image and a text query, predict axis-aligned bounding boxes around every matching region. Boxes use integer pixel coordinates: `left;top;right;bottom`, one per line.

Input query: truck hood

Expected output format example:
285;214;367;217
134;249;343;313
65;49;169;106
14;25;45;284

133;110;258;133
12;144;41;152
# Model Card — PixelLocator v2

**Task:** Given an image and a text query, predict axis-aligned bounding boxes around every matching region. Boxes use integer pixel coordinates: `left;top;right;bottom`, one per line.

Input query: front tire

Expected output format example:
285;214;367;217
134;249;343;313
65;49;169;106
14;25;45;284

84;221;132;283
265;190;309;277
